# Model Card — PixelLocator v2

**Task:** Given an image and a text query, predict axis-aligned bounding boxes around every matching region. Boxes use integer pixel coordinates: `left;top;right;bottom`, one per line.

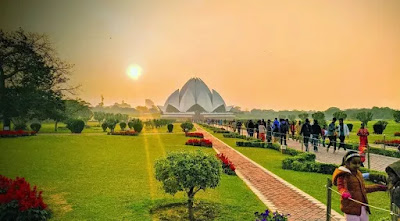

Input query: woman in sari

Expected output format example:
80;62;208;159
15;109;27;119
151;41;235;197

357;123;369;166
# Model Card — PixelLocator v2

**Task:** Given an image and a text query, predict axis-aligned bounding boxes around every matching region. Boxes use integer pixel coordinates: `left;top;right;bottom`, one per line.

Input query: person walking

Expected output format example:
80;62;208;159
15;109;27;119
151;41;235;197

332;151;387;221
295;121;302;141
290;121;296;139
311;120;322;152
272;118;280;142
327;118;338;153
266;119;273;144
357;123;369;166
247;120;254;138
236;120;243;134
338;118;350;151
258;121;267;142
300;118;312;152
254;120;260;139
321;125;327;147
280;119;289;146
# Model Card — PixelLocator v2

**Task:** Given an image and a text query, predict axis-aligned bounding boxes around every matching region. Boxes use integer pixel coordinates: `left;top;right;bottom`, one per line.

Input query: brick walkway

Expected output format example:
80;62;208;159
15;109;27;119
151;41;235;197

214;124;399;172
196;126;345;221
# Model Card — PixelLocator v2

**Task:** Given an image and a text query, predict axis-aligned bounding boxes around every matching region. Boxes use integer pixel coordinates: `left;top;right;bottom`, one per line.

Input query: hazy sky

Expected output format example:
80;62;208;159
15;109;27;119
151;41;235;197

1;0;399;111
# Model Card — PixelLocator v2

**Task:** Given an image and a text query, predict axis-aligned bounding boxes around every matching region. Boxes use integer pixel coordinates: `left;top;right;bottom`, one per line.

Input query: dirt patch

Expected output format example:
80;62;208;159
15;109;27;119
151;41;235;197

150;201;220;221
49;193;72;215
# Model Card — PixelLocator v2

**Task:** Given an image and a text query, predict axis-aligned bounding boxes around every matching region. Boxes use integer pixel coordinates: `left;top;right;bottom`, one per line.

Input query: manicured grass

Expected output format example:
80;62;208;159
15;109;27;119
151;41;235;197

344;120;400;145
202;126;392;221
0;131;265;220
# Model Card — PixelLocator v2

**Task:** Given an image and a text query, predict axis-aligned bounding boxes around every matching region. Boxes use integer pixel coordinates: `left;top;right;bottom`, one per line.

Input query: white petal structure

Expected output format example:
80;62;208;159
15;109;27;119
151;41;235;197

158;78;232;114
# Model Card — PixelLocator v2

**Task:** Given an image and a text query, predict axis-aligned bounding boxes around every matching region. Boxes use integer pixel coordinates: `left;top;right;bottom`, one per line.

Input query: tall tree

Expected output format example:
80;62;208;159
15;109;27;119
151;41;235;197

333;111;347;120
394;110;400;123
298;112;309;122
0;29;73;130
311;111;326;127
356;112;373;126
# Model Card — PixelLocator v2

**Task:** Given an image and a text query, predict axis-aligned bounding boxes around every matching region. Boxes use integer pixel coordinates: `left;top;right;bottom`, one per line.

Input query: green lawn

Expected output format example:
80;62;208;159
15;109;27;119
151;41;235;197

201;126;392;221
344;120;400;145
0;131;265;220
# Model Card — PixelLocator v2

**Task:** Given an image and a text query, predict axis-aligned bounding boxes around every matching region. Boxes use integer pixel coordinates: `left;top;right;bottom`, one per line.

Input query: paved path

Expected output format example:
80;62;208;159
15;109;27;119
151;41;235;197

197;126;345;221
212;124;399;172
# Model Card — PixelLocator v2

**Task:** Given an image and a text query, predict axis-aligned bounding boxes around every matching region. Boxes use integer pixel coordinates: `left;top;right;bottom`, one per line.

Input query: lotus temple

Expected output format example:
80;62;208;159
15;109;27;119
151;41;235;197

158;78;235;120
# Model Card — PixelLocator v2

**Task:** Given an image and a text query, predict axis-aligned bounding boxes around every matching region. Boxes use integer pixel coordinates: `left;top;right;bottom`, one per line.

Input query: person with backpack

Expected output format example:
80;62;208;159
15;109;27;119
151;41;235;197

280;119;289;146
311;119;322;152
300;118;312;152
272;118;280;142
247;120;254;138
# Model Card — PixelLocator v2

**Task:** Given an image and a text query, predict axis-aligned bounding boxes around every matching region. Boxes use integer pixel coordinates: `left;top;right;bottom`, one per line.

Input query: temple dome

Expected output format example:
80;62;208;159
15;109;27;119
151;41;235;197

158;78;232;113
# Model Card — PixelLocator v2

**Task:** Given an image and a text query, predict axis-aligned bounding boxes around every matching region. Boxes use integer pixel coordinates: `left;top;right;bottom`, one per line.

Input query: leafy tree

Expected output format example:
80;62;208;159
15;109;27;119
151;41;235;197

135;106;149;113
324;107;341;118
93;112;106;123
356;111;373;126
311;111;326;127
64;99;92;123
155;151;221;221
119;122;127;131
394;110;400;123
0;29;73;130
288;114;296;123
298;112;309;122
333;111;347;120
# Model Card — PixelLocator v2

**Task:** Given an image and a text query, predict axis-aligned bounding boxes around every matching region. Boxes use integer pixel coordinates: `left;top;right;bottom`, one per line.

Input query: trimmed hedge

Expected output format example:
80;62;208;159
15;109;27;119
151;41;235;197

343;143;400;158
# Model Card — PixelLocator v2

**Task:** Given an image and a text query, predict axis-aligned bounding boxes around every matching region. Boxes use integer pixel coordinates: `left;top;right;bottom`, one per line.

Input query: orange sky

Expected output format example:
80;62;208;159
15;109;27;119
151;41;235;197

1;0;400;111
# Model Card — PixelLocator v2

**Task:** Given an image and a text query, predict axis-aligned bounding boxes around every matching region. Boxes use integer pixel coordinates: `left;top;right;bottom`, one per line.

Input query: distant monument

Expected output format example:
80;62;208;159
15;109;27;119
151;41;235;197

158;78;234;120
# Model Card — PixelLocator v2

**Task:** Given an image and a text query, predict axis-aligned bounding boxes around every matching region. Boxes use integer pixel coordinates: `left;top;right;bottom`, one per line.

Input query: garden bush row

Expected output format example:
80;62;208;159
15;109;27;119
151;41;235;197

235;141;387;184
341;143;400;158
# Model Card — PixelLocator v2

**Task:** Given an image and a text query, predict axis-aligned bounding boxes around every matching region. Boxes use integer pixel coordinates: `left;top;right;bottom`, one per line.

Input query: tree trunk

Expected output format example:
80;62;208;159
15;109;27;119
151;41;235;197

187;188;195;221
55;120;58;131
0;66;9;130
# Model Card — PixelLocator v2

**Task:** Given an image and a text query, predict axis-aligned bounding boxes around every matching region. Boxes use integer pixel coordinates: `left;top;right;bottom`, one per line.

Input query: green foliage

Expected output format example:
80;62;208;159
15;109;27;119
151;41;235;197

133;119;143;133
180;122;194;132
167;124;174;132
298;112;309;122
288;115;296;124
66;119;85;133
12;118;27;130
119;122;127;131
64;99;93;123
101;122;108;132
154;151;222;221
347;123;353;132
333;111;347;120
93;112;106;123
30;122;42;132
311;111;325;126
394;110;400;123
373;121;388;134
106;119;118;132
356;111;373;126
128;120;134;130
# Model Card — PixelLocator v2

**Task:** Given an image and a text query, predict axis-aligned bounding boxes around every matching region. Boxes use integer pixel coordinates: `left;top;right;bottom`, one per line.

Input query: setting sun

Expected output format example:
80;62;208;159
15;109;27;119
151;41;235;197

127;64;142;80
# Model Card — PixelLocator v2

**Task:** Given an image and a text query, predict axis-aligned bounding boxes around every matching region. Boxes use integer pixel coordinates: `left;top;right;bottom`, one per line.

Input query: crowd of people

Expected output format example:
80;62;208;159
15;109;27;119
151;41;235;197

207;117;370;165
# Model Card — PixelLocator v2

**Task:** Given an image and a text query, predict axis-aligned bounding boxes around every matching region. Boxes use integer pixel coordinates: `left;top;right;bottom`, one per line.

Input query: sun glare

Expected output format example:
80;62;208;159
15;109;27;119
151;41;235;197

127;64;142;80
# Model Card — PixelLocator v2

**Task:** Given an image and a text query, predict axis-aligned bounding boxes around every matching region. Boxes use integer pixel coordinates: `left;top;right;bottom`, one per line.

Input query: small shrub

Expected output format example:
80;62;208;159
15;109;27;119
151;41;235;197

66;119;85;133
216;153;236;175
30;122;42;133
373;121;388;134
347;123;353;132
167;124;173;132
119;122;127;131
101;122;108;132
14;122;27;131
254;209;289;221
133;120;143;133
180;122;194;132
128;120;135;130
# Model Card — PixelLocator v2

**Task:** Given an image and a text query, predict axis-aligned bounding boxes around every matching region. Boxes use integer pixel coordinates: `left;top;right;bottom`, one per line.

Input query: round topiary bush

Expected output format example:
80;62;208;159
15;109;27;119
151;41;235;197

167;124;173;133
347;123;353;132
373;121;388;134
120;122;127;131
30;122;42;133
133;121;143;133
180;122;194;132
66;119;85;133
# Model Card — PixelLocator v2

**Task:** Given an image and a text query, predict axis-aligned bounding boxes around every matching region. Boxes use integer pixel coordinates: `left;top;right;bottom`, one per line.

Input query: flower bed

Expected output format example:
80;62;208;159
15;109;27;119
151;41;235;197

107;131;139;136
255;209;289;221
0;175;51;220
394;132;400;137
216;153;236;175
185;132;204;138
0;130;36;138
374;139;400;147
185;139;212;147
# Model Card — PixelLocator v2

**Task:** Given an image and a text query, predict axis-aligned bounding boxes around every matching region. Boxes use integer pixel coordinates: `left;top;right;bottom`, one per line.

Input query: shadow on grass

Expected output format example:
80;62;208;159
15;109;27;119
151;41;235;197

150;201;221;221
